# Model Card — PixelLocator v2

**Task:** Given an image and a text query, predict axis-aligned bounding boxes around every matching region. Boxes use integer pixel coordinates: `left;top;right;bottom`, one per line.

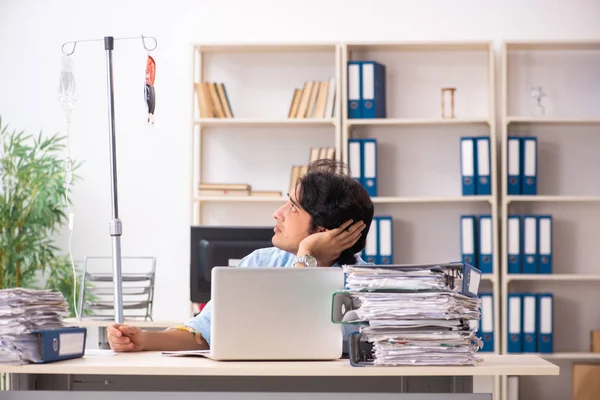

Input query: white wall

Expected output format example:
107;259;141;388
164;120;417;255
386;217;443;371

0;0;599;323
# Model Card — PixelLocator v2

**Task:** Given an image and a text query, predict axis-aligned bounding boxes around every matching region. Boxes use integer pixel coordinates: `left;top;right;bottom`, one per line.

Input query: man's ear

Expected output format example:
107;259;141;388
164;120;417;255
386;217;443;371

317;226;326;233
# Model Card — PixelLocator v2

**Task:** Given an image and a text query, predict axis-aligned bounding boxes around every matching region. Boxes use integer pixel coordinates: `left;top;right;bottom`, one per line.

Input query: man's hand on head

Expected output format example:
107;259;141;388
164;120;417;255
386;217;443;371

296;219;366;267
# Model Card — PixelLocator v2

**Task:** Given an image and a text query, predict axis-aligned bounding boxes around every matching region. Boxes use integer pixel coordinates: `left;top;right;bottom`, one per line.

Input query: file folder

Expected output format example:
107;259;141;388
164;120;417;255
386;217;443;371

362;138;378;197
522;293;537;353
460;137;477;195
521;137;537;195
362;216;378;264
377;216;393;264
537;215;553;274
32;327;87;363
478;214;493;274
507;136;521;195
507;293;523;353
523;215;538;274
537;293;553;353
460;215;477;269
360;61;386;119
476;137;491;195
348;139;363;185
507;215;522;274
347;61;362;119
479;293;494;352
337;262;482;299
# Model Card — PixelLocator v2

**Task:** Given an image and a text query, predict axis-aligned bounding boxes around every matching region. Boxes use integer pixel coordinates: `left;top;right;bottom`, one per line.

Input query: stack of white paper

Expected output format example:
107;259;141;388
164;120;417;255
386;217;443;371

342;264;482;366
344;265;449;292
0;288;69;364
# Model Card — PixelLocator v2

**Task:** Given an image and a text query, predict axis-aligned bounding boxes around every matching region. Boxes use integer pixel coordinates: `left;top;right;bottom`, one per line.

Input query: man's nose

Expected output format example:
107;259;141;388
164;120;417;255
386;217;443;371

273;205;285;221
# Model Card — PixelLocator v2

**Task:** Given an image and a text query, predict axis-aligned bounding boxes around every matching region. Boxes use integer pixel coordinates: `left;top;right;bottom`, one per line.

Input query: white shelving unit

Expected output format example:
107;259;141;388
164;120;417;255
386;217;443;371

191;42;342;225
500;40;600;400
340;41;500;398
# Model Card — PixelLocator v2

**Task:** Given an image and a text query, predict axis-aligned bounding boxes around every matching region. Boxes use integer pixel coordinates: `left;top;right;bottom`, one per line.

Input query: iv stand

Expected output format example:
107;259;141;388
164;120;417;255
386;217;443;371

104;36;124;324
61;35;158;324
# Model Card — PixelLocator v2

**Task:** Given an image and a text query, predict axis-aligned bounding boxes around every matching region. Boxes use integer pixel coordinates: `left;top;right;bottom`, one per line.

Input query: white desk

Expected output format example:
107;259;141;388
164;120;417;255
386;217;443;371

63;318;180;329
3;352;558;400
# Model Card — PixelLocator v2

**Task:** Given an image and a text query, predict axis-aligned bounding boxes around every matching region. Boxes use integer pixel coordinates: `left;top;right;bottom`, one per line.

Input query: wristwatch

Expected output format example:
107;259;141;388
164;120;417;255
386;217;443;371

294;254;318;268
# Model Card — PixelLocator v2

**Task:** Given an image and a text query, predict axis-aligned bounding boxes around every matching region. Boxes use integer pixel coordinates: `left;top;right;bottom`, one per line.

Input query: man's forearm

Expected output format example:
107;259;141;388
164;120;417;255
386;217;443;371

143;328;209;351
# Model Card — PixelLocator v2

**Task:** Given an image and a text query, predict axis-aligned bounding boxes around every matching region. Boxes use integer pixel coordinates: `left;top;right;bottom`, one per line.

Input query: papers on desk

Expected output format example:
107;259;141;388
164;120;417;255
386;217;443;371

359;326;481;366
162;350;211;357
343;265;449;292
336;263;483;367
349;292;481;322
0;288;74;364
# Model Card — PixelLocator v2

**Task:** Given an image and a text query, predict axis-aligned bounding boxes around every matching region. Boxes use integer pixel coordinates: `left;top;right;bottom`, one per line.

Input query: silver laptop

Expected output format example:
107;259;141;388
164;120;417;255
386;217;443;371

205;266;345;361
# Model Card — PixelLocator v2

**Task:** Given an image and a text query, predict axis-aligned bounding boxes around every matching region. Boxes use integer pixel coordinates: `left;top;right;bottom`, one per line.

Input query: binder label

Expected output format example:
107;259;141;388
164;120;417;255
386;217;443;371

348;64;360;102
362;63;374;100
524;139;536;178
524;217;537;263
508;139;520;177
508;218;520;256
477;138;490;177
461;217;475;256
349;141;361;180
539;218;551;257
480;217;492;257
363;141;376;180
524;296;535;334
540;297;552;334
482;295;493;332
59;331;86;356
509;297;521;334
461;139;475;178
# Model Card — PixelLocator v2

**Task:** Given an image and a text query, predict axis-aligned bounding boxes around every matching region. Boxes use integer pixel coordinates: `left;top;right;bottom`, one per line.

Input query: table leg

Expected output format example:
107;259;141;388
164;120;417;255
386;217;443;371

97;327;110;350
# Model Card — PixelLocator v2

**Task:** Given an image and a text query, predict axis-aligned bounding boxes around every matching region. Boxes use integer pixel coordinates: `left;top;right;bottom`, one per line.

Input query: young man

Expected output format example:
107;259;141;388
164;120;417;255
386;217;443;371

107;159;374;352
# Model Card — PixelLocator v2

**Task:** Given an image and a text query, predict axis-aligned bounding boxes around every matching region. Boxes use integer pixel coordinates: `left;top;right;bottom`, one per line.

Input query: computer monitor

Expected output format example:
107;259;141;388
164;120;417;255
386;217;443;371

190;226;275;304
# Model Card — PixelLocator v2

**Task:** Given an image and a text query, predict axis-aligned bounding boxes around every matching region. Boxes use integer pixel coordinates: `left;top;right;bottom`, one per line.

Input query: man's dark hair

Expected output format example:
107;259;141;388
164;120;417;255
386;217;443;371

295;158;375;266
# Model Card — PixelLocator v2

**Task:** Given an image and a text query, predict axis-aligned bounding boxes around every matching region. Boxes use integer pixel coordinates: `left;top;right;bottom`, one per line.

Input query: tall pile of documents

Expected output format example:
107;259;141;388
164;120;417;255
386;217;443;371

0;288;69;364
333;263;483;366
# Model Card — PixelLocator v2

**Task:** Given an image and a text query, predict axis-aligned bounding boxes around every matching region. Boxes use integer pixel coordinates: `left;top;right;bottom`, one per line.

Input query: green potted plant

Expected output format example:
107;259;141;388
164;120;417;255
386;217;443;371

0;117;83;316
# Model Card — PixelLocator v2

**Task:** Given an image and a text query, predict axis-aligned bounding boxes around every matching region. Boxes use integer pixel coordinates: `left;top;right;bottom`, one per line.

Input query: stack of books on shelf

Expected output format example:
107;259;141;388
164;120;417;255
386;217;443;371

332;263;483;367
195;82;234;119
288;78;336;119
289;146;336;193
0;288;86;364
197;183;281;197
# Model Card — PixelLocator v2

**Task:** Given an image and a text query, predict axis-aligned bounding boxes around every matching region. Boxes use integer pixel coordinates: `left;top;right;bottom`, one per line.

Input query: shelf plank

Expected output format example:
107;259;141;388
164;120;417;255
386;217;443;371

371;196;493;204
505;40;600;51
195;118;336;127
506;116;600;124
194;43;338;53
195;196;493;204
506;195;600;203
506;274;600;282
345;41;492;52
347;118;490;127
195;196;288;203
510;352;600;360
